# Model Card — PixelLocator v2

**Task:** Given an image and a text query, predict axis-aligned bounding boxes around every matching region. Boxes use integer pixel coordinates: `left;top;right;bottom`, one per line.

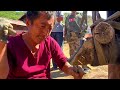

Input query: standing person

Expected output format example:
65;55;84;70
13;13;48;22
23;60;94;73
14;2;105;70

0;11;85;79
50;14;64;70
65;11;82;57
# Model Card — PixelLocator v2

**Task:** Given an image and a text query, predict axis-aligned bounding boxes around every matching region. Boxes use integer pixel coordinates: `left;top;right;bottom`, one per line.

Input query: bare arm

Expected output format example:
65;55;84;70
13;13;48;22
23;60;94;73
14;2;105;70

0;18;16;79
0;41;6;54
0;41;9;79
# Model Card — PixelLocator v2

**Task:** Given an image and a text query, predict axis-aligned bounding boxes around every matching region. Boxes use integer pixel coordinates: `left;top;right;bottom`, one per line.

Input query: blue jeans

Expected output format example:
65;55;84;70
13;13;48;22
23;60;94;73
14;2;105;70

80;40;84;48
51;32;63;69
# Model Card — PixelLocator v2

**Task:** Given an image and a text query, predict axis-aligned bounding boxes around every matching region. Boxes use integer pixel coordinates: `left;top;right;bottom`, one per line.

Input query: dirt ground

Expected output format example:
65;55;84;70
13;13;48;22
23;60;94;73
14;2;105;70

50;41;108;79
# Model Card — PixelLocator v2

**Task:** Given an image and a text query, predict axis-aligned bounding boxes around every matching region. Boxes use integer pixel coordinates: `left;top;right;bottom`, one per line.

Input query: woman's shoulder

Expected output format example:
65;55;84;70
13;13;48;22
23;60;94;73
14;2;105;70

8;33;21;41
8;33;23;47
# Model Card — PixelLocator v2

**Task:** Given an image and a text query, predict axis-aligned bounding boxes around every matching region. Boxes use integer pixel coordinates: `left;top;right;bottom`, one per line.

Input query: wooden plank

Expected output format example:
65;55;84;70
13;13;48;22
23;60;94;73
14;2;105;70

105;11;120;21
92;11;97;23
93;39;107;65
107;21;120;30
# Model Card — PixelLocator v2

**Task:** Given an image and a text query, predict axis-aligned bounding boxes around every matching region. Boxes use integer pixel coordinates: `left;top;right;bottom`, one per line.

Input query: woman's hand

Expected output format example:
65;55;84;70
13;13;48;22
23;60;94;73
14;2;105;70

69;65;85;79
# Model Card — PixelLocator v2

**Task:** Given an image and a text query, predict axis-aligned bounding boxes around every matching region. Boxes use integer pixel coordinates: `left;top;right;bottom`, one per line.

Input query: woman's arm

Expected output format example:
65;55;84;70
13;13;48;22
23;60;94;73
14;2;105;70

0;18;15;79
0;41;9;79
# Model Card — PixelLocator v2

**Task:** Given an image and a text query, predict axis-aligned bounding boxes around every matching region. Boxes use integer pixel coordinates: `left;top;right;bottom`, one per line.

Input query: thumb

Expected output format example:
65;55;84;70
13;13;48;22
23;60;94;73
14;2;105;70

8;28;16;36
8;23;16;36
3;25;9;36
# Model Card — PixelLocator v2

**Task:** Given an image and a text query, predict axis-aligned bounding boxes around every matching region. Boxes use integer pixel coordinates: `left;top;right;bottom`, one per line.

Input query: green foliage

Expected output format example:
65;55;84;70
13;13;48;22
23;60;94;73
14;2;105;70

87;16;93;26
0;11;25;20
62;12;70;25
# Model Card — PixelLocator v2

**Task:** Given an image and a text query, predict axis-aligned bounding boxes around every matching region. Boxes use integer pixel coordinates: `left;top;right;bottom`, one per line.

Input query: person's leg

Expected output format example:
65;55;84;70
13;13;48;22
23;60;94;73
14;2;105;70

51;32;64;69
52;32;64;69
74;38;81;50
68;41;75;57
52;61;58;69
69;32;81;57
80;39;84;48
56;32;63;50
68;32;76;57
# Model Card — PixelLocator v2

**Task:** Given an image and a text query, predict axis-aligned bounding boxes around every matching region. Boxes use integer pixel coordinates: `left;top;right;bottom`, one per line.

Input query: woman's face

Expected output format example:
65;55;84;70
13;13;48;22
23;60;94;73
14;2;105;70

26;13;55;44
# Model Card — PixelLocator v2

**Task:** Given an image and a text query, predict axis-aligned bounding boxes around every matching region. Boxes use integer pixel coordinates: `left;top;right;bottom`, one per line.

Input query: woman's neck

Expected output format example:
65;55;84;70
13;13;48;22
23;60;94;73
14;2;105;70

22;32;39;53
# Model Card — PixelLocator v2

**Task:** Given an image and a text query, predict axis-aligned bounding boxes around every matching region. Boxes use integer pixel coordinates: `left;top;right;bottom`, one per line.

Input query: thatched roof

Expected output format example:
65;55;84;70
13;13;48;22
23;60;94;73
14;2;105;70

8;19;26;26
0;17;26;26
19;14;26;22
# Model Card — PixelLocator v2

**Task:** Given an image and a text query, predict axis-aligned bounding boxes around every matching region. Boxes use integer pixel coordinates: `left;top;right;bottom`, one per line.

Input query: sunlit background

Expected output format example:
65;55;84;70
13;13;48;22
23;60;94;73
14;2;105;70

61;11;107;19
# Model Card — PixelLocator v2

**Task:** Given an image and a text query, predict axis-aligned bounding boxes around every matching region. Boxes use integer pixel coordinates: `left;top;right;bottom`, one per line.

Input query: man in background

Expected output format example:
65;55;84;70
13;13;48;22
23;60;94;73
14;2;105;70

65;11;82;57
51;11;64;70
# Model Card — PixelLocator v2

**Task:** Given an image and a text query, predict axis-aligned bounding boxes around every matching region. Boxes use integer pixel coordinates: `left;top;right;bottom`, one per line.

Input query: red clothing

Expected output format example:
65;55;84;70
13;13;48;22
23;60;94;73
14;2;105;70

7;33;67;79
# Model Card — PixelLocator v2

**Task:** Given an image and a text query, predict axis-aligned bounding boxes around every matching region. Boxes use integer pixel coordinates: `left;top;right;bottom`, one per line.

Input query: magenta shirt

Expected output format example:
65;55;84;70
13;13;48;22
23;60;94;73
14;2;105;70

7;33;67;79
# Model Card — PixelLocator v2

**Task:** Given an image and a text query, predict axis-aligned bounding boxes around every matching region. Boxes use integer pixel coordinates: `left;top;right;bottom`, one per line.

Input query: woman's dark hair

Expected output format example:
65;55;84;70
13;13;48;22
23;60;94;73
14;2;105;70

26;11;56;24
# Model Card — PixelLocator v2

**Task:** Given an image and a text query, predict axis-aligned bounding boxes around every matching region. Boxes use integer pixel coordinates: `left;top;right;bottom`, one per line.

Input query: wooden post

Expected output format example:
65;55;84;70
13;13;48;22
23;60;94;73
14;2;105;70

108;64;120;79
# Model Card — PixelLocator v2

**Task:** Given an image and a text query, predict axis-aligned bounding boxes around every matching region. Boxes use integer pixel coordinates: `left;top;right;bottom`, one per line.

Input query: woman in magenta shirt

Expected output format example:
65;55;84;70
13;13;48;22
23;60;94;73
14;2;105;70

0;11;84;79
